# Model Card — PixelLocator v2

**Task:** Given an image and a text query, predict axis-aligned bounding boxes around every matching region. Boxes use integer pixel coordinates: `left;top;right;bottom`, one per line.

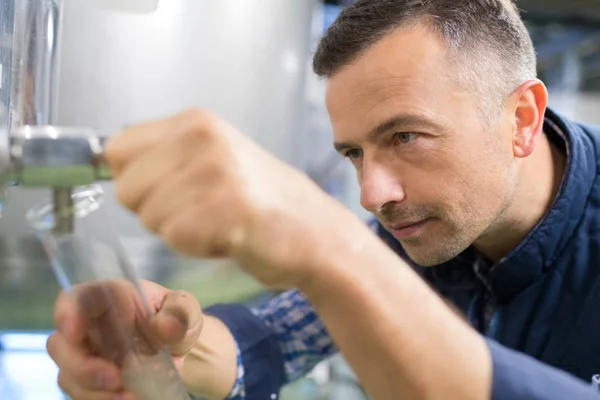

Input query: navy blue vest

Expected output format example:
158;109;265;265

376;108;600;383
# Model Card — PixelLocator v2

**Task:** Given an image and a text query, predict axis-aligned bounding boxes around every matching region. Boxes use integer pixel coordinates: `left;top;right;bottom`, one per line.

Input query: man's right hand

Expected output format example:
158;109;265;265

47;280;238;400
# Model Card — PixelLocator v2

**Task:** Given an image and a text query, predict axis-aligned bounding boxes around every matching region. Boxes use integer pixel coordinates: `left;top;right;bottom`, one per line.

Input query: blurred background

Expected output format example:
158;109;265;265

1;0;600;398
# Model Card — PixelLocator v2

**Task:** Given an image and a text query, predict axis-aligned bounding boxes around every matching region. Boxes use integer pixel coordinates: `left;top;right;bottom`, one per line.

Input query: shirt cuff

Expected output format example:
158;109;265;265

225;338;246;399
205;303;286;400
487;338;598;400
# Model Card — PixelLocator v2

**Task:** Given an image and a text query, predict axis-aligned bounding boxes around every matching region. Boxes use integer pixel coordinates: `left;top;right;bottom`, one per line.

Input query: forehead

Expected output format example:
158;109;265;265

325;27;464;137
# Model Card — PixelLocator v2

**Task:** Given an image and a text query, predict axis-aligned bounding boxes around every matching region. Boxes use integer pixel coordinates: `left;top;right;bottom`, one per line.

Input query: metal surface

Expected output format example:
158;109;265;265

85;0;159;13
51;0;315;238
0;0;15;171
0;0;72;231
0;4;316;395
0;0;160;233
9;0;63;129
0;0;317;322
0;0;317;252
51;187;73;233
9;125;110;186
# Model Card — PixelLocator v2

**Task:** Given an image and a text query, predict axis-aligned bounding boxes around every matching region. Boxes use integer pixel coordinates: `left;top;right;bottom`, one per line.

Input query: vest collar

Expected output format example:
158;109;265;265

485;108;596;302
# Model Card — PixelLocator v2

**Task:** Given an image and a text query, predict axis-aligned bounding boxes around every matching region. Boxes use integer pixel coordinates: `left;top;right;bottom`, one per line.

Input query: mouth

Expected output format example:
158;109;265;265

387;218;431;240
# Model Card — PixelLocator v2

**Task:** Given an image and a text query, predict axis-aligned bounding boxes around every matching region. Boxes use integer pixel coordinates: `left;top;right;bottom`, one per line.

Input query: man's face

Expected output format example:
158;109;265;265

326;27;518;266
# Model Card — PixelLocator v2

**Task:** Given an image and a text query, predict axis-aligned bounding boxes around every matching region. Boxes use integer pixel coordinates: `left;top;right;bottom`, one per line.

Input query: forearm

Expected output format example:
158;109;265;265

181;315;238;400
299;220;492;400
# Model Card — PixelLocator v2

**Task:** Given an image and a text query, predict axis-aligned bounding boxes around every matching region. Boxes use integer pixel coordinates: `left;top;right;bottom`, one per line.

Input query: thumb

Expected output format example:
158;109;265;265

152;290;203;356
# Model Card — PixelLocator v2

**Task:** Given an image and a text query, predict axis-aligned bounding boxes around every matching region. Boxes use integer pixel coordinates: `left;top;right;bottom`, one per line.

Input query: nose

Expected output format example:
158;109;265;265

359;161;405;213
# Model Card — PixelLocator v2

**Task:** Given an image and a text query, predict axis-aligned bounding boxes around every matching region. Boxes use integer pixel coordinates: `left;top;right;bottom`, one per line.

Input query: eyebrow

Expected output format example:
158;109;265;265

334;113;444;152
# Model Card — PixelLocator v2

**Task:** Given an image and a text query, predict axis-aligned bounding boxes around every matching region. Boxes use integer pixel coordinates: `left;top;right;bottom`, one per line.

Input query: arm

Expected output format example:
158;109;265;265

250;289;337;382
295;215;600;400
195;219;379;399
180;315;240;400
297;220;492;400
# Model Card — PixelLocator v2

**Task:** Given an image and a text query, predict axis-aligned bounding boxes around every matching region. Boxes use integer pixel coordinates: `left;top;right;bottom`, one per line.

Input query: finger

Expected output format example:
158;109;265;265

54;290;86;344
57;371;134;400
104;117;176;176
104;109;213;176
70;281;140;365
113;125;210;213
47;333;123;391
137;280;171;312
136;157;222;234
160;186;247;259
153;290;203;356
73;281;135;320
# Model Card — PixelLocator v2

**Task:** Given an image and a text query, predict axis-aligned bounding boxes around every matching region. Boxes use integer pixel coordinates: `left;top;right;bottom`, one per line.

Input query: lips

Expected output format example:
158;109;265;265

387;218;430;240
390;220;425;230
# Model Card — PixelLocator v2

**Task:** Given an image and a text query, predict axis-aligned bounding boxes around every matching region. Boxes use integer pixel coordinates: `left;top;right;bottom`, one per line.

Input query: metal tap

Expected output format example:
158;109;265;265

0;0;157;233
8;124;112;233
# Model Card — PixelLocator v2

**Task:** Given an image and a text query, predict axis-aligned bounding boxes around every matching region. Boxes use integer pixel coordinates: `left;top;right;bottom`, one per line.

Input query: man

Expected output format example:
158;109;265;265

49;1;600;399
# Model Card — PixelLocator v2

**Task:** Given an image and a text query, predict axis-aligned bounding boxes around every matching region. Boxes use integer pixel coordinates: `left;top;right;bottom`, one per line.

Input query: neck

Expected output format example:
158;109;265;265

474;131;566;262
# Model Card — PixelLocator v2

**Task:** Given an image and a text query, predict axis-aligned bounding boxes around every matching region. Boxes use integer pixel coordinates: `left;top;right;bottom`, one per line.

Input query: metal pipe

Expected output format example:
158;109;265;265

7;0;69;231
9;0;64;129
52;186;74;234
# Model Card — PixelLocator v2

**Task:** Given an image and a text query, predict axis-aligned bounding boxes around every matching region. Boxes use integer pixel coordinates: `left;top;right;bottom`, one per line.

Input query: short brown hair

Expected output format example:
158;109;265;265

313;0;537;118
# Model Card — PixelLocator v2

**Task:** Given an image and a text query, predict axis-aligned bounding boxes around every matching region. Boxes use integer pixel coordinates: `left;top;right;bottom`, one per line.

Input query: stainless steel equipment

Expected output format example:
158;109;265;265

0;3;198;399
9;125;111;233
0;1;316;395
0;0;160;234
0;0;64;214
0;0;316;237
2;1;99;233
0;0;316;323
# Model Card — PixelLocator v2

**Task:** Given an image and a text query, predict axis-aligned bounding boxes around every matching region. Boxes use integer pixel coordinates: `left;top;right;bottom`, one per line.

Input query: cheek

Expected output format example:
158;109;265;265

408;141;508;205
407;141;466;186
443;154;515;219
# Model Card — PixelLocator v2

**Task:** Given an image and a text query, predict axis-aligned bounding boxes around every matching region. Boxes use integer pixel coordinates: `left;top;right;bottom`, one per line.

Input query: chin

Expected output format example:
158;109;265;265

405;254;450;267
401;241;464;267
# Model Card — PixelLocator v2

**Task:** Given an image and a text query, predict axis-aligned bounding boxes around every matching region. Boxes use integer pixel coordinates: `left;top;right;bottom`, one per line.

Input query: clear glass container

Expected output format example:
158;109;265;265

26;184;191;400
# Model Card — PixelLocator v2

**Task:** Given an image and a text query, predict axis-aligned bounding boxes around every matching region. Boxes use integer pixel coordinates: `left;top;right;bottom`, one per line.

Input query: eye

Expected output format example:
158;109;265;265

343;148;363;160
393;132;420;145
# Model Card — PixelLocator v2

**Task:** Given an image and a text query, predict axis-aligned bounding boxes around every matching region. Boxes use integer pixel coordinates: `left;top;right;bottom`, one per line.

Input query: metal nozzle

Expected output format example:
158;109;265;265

8;126;112;233
53;187;74;234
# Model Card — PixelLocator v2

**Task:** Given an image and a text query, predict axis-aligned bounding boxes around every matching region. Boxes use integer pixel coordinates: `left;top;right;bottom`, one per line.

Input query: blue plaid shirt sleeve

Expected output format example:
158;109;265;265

250;289;338;383
224;339;246;399
206;290;337;400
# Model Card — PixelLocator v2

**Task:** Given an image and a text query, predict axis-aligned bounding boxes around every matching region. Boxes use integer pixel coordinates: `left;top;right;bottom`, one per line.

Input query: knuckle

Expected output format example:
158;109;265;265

179;107;208;121
199;161;227;183
53;290;69;327
46;334;59;360
139;206;159;234
101;136;119;168
186;156;234;190
159;222;183;251
170;289;190;299
114;181;135;211
177;108;215;138
171;289;202;309
56;372;71;393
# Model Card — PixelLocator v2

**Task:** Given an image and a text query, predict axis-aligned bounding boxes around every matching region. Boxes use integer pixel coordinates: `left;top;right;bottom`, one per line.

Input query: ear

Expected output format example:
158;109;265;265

510;79;548;159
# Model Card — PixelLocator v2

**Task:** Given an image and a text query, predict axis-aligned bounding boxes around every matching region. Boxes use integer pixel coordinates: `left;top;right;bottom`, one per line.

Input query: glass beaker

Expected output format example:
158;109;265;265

26;184;191;400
